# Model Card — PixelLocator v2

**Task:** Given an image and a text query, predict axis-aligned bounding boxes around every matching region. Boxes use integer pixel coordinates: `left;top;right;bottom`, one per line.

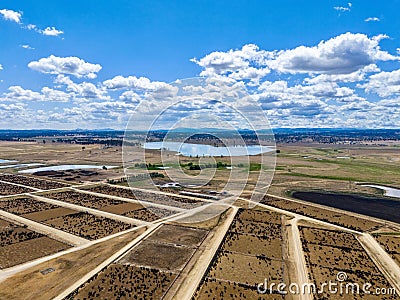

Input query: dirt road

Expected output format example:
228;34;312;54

358;233;400;294
0;209;88;246
288;217;313;300
171;206;238;300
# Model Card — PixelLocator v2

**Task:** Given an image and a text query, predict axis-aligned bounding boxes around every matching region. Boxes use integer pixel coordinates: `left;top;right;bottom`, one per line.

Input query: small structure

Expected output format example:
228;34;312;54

40;267;55;275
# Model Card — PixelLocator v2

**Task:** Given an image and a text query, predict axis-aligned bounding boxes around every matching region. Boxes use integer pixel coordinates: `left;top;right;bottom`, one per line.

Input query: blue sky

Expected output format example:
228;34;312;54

0;0;400;129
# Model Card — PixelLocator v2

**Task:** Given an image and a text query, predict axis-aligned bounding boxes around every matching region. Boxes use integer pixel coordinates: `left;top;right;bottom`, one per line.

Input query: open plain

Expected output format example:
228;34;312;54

0;141;399;299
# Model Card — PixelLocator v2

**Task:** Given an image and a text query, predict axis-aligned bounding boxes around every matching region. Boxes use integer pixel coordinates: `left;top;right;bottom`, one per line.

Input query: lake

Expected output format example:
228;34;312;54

142;142;273;157
0;163;44;169
19;164;118;174
0;159;18;164
361;184;400;199
292;191;400;223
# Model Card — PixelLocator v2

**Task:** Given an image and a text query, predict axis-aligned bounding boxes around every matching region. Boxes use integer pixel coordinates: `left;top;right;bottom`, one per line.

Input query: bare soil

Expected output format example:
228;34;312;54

66;264;177;300
0;196;58;215
0;227;146;300
147;224;208;247
222;232;282;258
263;196;383;232
123;207;176;222
44;212;134;240
193;278;284;300
0;181;34;196
118;240;195;272
208;252;282;287
0;174;68;190
21;207;77;222
0;236;70;269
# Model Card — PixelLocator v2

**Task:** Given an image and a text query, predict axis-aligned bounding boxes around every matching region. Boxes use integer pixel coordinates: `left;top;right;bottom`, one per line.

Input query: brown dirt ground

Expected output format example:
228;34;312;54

66;264;176;300
310;266;397;300
236;208;282;224
0;197;57;215
305;244;380;274
147;224;208;247
222;233;282;259
300;227;364;250
263;197;383;232
21;207;77;222
0;181;34;195
101;202;144;214
194;278;284;300
208;252;283;287
44;212;134;240
118;240;195;272
123;207;176;222
0;227;146;300
229;219;282;238
0;236;70;269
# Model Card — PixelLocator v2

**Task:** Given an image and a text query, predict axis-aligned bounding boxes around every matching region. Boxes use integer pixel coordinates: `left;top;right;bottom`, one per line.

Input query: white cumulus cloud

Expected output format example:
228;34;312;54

119;91;141;103
192;33;398;80
55;75;109;100
39;26;64;36
103;75;177;95
359;69;400;97
266;33;398;74
0;9;22;23
1;85;74;102
334;3;352;12
365;17;380;22
28;55;102;79
304;64;380;84
21;44;34;50
191;44;272;83
40;87;72;102
0;9;64;36
2;86;42;101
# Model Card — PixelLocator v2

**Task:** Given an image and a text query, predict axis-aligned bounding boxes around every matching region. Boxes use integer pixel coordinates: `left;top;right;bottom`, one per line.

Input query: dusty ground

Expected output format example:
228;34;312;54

41;190;130;210
1;141;400;299
299;226;397;300
222;233;282;258
0;227;146;300
209;252;283;286
195;208;287;297
229;218;282;238
84;184;205;209
147;224;208;247
66;264;176;300
0;182;34;196
262;196;383;232
123;207;175;222
119;240;195;272
194;279;285;299
22;207;77;222
3;141;400;195
0;196;58;215
0;174;68;189
44;212;134;240
300;227;364;249
375;234;400;267
0;218;71;269
0;236;70;269
270;143;400;197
